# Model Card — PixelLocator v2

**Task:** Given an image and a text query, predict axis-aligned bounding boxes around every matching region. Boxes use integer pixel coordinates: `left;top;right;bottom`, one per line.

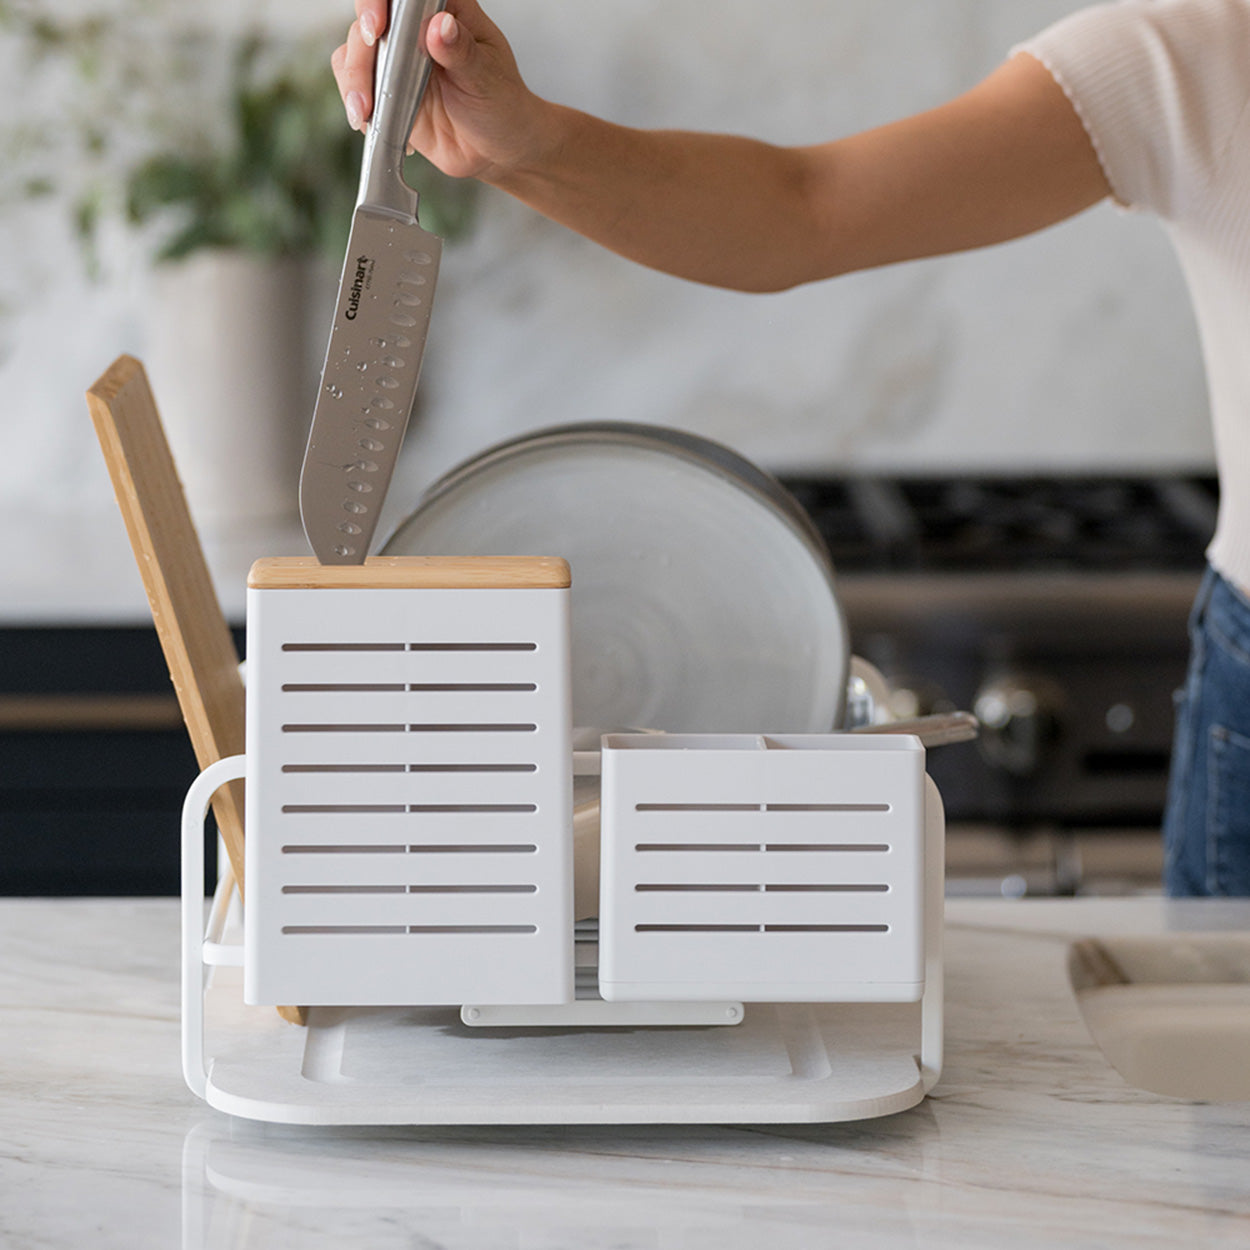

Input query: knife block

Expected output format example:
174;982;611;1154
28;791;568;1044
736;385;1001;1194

240;556;574;1008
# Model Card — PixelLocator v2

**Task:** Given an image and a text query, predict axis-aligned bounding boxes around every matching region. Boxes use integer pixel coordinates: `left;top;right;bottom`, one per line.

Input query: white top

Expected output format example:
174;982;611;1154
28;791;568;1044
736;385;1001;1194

1017;0;1250;590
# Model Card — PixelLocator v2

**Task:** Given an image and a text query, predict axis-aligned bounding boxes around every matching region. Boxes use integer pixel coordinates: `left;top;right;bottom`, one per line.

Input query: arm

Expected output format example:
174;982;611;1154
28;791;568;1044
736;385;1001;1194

335;2;1111;292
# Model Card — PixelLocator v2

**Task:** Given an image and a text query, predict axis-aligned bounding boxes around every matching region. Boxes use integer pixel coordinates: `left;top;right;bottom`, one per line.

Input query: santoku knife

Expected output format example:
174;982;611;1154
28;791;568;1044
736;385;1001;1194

300;0;447;564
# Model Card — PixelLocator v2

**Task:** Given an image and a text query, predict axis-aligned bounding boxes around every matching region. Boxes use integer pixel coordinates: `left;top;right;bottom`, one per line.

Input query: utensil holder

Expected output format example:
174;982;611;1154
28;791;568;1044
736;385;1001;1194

598;733;927;1003
239;556;574;1008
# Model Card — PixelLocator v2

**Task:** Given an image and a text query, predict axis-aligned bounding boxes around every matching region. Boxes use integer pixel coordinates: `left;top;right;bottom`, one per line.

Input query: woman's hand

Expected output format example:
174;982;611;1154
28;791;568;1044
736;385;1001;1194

331;0;547;184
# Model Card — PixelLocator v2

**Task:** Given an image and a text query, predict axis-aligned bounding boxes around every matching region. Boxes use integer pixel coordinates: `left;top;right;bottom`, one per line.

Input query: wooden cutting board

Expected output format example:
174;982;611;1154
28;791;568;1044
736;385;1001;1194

87;354;305;1026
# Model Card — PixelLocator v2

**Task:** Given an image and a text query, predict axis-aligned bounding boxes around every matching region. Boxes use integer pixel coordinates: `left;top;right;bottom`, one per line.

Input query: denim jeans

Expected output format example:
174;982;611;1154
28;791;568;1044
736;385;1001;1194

1163;565;1250;896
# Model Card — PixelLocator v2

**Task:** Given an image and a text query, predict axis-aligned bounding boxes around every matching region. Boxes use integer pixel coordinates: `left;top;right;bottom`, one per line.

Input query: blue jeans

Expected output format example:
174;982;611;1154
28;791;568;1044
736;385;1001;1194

1163;566;1250;896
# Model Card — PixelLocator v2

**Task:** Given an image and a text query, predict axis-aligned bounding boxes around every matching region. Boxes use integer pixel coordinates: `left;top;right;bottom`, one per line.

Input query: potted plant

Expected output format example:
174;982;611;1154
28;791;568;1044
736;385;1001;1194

1;0;475;534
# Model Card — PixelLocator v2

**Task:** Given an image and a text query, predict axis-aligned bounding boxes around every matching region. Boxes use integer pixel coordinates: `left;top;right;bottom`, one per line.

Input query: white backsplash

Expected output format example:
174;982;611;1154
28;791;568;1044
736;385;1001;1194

0;0;1217;566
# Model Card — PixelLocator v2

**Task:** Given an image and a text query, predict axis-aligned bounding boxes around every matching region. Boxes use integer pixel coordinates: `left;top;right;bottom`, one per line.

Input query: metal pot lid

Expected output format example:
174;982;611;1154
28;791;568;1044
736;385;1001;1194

382;423;849;733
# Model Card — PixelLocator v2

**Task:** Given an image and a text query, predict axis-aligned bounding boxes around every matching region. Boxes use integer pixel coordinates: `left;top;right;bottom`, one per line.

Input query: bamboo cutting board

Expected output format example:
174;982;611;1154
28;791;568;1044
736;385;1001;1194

87;355;305;1026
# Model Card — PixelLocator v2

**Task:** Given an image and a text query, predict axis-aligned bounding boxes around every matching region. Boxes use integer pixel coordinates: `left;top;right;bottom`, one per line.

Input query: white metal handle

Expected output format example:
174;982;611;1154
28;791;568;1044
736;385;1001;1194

920;773;945;1092
181;754;247;1100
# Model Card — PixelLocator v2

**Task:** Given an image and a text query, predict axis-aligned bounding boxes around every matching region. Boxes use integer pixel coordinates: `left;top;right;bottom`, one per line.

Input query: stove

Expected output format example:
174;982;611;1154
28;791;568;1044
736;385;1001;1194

780;475;1219;839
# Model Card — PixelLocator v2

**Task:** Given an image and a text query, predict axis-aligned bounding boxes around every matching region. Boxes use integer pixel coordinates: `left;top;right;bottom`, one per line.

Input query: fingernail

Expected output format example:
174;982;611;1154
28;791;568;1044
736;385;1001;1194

346;91;365;131
360;13;378;45
439;12;458;44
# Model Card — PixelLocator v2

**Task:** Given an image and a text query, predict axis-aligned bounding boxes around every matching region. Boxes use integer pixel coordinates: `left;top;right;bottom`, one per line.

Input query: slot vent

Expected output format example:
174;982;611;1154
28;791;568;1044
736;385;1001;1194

282;683;405;692
282;804;406;814
281;643;404;652
635;803;891;814
282;764;406;774
280;642;537;653
282;885;405;895
634;883;890;894
767;843;891;853
634;842;891;854
279;843;539;855
281;925;539;936
635;843;762;853
406;804;537;814
407;844;537;854
279;682;537;693
280;763;539;774
281;884;538;896
280;804;538;815
634;924;891;934
408;642;537;652
282;844;405;855
409;683;537;693
409;763;538;774
280;722;538;733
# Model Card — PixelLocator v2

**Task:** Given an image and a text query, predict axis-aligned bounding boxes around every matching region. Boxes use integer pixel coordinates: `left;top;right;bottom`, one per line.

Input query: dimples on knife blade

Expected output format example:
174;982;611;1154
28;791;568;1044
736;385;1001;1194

300;0;446;564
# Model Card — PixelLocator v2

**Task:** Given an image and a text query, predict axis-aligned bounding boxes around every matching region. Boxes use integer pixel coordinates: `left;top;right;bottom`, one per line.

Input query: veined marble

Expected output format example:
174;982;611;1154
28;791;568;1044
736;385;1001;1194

0;2;1218;627
2;898;1248;1249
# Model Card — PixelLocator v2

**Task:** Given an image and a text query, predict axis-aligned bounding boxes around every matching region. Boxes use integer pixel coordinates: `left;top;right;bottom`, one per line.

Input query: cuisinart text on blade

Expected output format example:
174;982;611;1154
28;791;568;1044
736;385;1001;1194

300;0;447;565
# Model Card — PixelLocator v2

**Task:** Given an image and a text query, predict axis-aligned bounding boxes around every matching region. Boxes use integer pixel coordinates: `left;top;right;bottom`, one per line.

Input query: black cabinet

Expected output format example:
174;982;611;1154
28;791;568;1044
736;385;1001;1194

0;627;235;895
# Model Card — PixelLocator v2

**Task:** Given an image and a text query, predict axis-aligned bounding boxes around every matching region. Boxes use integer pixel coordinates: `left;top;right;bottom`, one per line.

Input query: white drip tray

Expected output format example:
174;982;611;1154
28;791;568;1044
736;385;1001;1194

201;966;927;1125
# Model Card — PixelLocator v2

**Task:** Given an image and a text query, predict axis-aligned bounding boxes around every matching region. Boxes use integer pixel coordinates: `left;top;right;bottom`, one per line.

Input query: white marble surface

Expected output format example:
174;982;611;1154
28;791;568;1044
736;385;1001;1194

3;897;1249;1248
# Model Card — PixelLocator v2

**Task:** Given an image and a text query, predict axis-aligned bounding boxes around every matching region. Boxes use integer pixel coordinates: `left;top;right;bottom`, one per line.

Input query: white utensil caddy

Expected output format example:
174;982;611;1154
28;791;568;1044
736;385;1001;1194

182;557;945;1125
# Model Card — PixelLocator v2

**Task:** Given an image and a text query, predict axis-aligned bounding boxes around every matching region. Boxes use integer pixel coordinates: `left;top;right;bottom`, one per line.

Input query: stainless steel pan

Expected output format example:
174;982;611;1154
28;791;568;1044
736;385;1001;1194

382;422;851;734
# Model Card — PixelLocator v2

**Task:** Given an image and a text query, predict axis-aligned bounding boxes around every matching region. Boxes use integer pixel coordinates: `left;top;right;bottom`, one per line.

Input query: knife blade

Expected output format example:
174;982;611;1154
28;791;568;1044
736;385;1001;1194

300;0;447;564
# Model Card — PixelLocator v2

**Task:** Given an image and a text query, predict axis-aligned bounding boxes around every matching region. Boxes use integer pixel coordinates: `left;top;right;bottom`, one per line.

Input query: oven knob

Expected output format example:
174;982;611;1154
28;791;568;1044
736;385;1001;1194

973;675;1064;776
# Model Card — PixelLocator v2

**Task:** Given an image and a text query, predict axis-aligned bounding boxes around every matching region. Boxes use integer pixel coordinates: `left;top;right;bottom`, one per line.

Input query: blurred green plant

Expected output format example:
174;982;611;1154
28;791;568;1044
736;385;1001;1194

0;0;477;276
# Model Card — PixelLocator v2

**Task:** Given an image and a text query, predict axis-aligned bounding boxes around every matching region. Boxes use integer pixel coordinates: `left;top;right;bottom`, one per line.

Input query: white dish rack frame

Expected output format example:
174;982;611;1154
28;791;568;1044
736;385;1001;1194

180;556;946;1126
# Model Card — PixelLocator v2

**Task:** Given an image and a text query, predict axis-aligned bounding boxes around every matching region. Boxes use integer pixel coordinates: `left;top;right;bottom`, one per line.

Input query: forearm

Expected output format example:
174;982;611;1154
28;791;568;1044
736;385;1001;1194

491;105;832;293
487;57;1108;294
335;5;1110;293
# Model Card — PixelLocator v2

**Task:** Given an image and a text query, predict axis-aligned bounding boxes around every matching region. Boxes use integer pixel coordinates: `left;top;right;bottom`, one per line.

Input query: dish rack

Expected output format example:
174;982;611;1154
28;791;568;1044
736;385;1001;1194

181;556;945;1125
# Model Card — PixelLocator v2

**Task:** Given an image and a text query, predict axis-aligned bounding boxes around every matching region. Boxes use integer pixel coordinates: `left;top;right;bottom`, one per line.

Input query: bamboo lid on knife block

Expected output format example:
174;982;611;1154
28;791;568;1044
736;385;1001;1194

248;555;571;591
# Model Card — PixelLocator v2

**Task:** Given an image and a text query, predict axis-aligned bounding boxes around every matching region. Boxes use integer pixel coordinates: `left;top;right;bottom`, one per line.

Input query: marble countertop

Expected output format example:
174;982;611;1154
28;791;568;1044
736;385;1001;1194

3;897;1249;1249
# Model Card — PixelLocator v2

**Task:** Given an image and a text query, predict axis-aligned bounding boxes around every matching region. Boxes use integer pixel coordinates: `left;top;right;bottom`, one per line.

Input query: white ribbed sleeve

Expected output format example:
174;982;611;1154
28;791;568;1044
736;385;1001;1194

1017;0;1250;216
1015;0;1250;587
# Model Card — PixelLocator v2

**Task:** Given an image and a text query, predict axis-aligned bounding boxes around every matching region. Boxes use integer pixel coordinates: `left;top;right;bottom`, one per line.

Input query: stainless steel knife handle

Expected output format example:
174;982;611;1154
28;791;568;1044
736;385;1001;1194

358;0;447;216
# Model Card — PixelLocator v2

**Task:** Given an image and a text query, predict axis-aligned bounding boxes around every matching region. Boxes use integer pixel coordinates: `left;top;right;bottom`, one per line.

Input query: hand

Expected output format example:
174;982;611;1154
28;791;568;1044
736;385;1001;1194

331;0;545;184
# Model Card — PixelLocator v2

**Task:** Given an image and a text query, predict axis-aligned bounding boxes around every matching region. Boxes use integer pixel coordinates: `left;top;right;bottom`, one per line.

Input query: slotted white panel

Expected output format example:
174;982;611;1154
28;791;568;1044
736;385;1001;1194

598;734;926;1003
244;585;573;1007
